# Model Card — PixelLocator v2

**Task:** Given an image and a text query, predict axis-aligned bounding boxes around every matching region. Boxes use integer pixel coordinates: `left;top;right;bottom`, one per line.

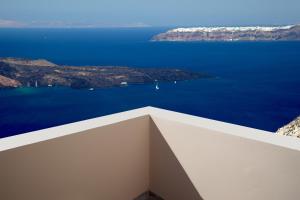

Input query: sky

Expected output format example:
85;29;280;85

0;0;299;28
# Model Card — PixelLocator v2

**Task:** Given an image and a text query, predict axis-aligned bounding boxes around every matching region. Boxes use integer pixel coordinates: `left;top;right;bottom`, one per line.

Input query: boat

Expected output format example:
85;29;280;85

155;83;159;90
120;81;128;86
89;88;94;91
35;80;38;88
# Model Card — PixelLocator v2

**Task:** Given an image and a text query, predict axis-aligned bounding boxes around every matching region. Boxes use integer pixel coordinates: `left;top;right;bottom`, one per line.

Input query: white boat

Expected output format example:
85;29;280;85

155;83;159;90
89;88;94;91
174;81;177;84
48;84;53;87
35;80;38;88
120;82;128;86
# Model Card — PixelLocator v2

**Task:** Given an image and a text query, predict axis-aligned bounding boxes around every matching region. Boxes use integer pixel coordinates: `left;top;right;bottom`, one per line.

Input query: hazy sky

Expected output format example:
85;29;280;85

0;0;299;27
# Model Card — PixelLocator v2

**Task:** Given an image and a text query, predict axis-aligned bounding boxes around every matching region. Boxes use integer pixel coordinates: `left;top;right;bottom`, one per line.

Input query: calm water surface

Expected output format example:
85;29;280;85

0;28;300;137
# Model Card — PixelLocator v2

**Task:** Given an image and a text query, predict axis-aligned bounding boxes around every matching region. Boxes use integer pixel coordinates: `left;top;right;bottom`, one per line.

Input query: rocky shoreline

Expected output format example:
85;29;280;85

0;58;209;89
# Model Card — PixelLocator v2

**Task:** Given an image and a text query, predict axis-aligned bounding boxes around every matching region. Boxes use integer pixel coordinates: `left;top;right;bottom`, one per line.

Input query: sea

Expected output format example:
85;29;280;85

0;27;300;138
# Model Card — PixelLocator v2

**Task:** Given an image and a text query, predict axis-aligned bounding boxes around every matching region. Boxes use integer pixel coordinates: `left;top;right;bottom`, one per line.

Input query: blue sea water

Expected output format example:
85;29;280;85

0;28;300;138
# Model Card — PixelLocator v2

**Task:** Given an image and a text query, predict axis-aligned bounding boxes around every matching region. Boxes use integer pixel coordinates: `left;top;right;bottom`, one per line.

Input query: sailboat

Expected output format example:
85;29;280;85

35;80;38;88
155;83;159;90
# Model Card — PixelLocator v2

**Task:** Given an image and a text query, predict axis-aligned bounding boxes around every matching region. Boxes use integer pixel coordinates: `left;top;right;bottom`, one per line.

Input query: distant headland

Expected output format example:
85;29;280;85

152;24;300;41
0;58;209;89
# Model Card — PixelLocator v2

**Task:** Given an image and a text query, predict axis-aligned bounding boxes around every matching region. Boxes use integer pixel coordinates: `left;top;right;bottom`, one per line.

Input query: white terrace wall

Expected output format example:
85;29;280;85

0;107;300;200
0;116;150;200
151;115;300;200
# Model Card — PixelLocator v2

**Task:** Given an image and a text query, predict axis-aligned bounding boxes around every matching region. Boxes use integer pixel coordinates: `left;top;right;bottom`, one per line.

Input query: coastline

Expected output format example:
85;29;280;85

152;25;300;42
0;58;210;89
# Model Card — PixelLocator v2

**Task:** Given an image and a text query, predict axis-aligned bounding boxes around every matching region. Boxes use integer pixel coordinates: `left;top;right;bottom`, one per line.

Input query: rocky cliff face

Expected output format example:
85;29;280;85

0;58;208;89
276;116;300;138
0;75;21;88
153;25;300;41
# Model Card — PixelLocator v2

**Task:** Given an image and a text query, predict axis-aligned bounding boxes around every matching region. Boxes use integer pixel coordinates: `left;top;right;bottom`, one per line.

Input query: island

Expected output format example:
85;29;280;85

0;58;209;89
152;25;300;41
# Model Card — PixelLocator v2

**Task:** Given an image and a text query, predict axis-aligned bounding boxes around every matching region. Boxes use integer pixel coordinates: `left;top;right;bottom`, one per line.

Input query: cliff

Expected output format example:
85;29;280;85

0;75;21;88
0;58;208;89
276;116;300;138
152;25;300;41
